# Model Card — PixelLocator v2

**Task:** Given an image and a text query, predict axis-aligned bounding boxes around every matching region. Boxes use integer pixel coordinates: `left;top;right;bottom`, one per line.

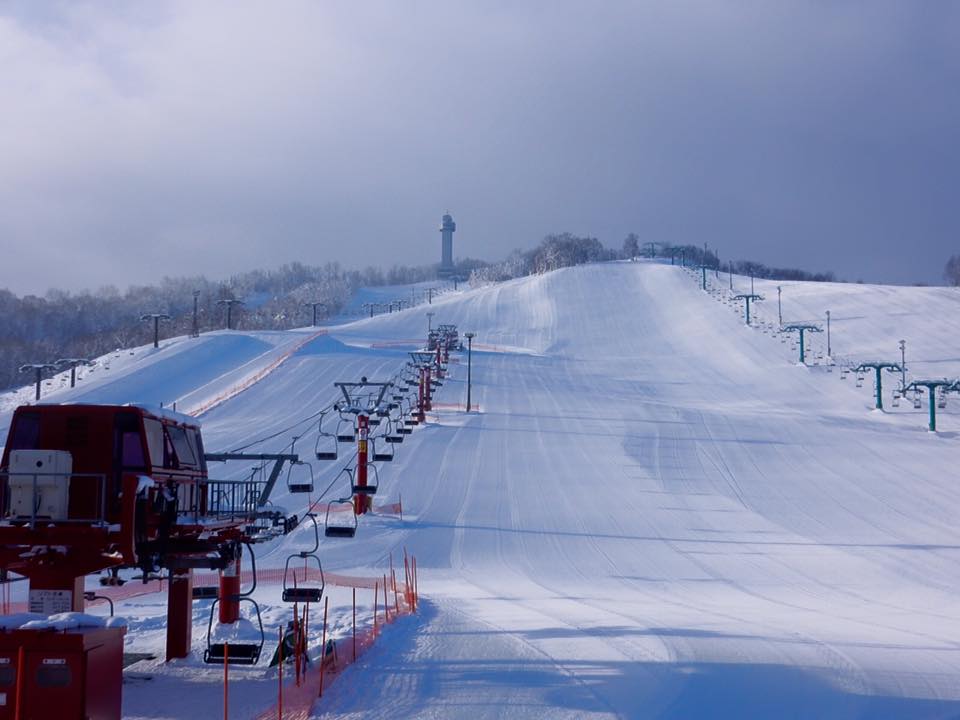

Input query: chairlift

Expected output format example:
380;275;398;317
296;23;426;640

938;390;947;410
324;498;357;538
352;464;380;496
372;437;395;462
315;413;338;461
282;514;325;603
384;419;404;444
336;413;356;443
203;544;265;665
913;390;922;410
892;391;901;408
286;460;315;494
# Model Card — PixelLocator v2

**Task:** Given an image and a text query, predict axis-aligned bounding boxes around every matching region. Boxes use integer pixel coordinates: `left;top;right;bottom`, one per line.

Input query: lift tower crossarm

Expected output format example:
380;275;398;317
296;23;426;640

903;379;955;432
55;357;93;388
781;323;822;364
854;362;903;410
334;381;392;415
19;363;59;401
733;294;763;326
203;452;300;506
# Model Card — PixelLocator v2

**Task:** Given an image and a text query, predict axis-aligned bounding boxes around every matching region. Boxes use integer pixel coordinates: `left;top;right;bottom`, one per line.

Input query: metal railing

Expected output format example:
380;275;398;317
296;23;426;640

0;472;108;528
180;479;265;524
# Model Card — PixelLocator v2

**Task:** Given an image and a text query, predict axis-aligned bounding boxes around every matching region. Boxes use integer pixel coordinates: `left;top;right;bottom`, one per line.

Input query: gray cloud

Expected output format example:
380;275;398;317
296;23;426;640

1;1;958;294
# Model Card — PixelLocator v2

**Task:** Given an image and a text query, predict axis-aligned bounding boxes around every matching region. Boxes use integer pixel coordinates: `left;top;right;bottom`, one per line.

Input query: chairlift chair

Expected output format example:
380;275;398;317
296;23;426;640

204;598;265;665
892;391;901;408
938;390;947;410
324;498;358;538
286;460;315;494
336;413;356;443
913;391;922;410
282;514;325;603
372;437;395;462
315;415;338;461
352;464;380;496
384;419;404;444
203;544;265;665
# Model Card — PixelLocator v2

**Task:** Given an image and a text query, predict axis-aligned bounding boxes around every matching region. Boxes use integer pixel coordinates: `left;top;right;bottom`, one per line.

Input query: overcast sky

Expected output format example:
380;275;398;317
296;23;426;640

1;1;958;295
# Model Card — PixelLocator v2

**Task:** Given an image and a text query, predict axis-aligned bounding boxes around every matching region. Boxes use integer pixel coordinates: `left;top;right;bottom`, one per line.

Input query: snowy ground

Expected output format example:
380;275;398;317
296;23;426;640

3;261;960;718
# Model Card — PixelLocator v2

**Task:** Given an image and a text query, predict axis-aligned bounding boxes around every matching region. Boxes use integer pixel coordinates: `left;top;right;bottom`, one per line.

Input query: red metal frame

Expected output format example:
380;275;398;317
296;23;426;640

0;404;263;663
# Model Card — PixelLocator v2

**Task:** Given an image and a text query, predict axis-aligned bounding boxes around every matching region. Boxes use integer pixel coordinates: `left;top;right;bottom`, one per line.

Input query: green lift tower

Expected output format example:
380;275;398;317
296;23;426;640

854;362;902;410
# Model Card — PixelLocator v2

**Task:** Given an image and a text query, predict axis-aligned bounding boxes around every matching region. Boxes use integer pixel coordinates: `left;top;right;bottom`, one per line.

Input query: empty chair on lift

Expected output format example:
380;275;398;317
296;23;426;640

286;460;315;494
892;391;901;408
384;420;403;444
336;413;356;443
324;498;358;538
372;437;394;462
204;544;265;665
913;391;923;410
282;514;325;603
315;411;338;461
352;464;379;496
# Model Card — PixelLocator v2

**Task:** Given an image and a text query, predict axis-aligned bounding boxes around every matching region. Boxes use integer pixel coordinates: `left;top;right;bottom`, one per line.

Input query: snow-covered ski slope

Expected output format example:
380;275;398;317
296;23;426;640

6;261;960;719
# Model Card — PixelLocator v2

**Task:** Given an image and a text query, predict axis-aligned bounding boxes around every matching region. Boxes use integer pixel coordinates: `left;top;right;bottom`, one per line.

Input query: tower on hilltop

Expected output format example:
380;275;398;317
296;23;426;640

438;212;456;278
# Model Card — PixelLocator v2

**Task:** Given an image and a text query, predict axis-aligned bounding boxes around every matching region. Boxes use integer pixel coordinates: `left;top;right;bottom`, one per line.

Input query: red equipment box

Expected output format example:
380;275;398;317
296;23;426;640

0;626;125;720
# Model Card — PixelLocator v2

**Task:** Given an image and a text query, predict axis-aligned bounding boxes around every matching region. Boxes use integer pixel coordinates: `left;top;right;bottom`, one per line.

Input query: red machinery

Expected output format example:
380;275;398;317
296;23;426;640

0;403;279;718
0;626;124;720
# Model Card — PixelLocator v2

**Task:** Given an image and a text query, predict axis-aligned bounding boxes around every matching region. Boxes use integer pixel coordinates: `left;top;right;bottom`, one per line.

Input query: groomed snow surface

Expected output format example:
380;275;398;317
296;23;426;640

3;261;960;719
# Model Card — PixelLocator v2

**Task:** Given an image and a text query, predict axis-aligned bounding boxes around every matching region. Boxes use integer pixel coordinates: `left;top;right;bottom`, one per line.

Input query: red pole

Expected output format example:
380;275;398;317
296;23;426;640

277;627;283;720
417;368;426;423
394;582;400;616
166;567;193;661
303;603;309;683
14;646;24;720
404;555;412;609
425;367;433;411
223;643;229;720
219;553;241;625
358;414;370;514
383;574;390;623
294;607;301;687
319;596;329;697
373;581;379;636
352;587;357;662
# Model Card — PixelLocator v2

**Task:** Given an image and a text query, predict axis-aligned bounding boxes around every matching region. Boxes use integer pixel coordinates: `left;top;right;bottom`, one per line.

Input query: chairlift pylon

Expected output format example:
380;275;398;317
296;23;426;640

282;514;325;603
